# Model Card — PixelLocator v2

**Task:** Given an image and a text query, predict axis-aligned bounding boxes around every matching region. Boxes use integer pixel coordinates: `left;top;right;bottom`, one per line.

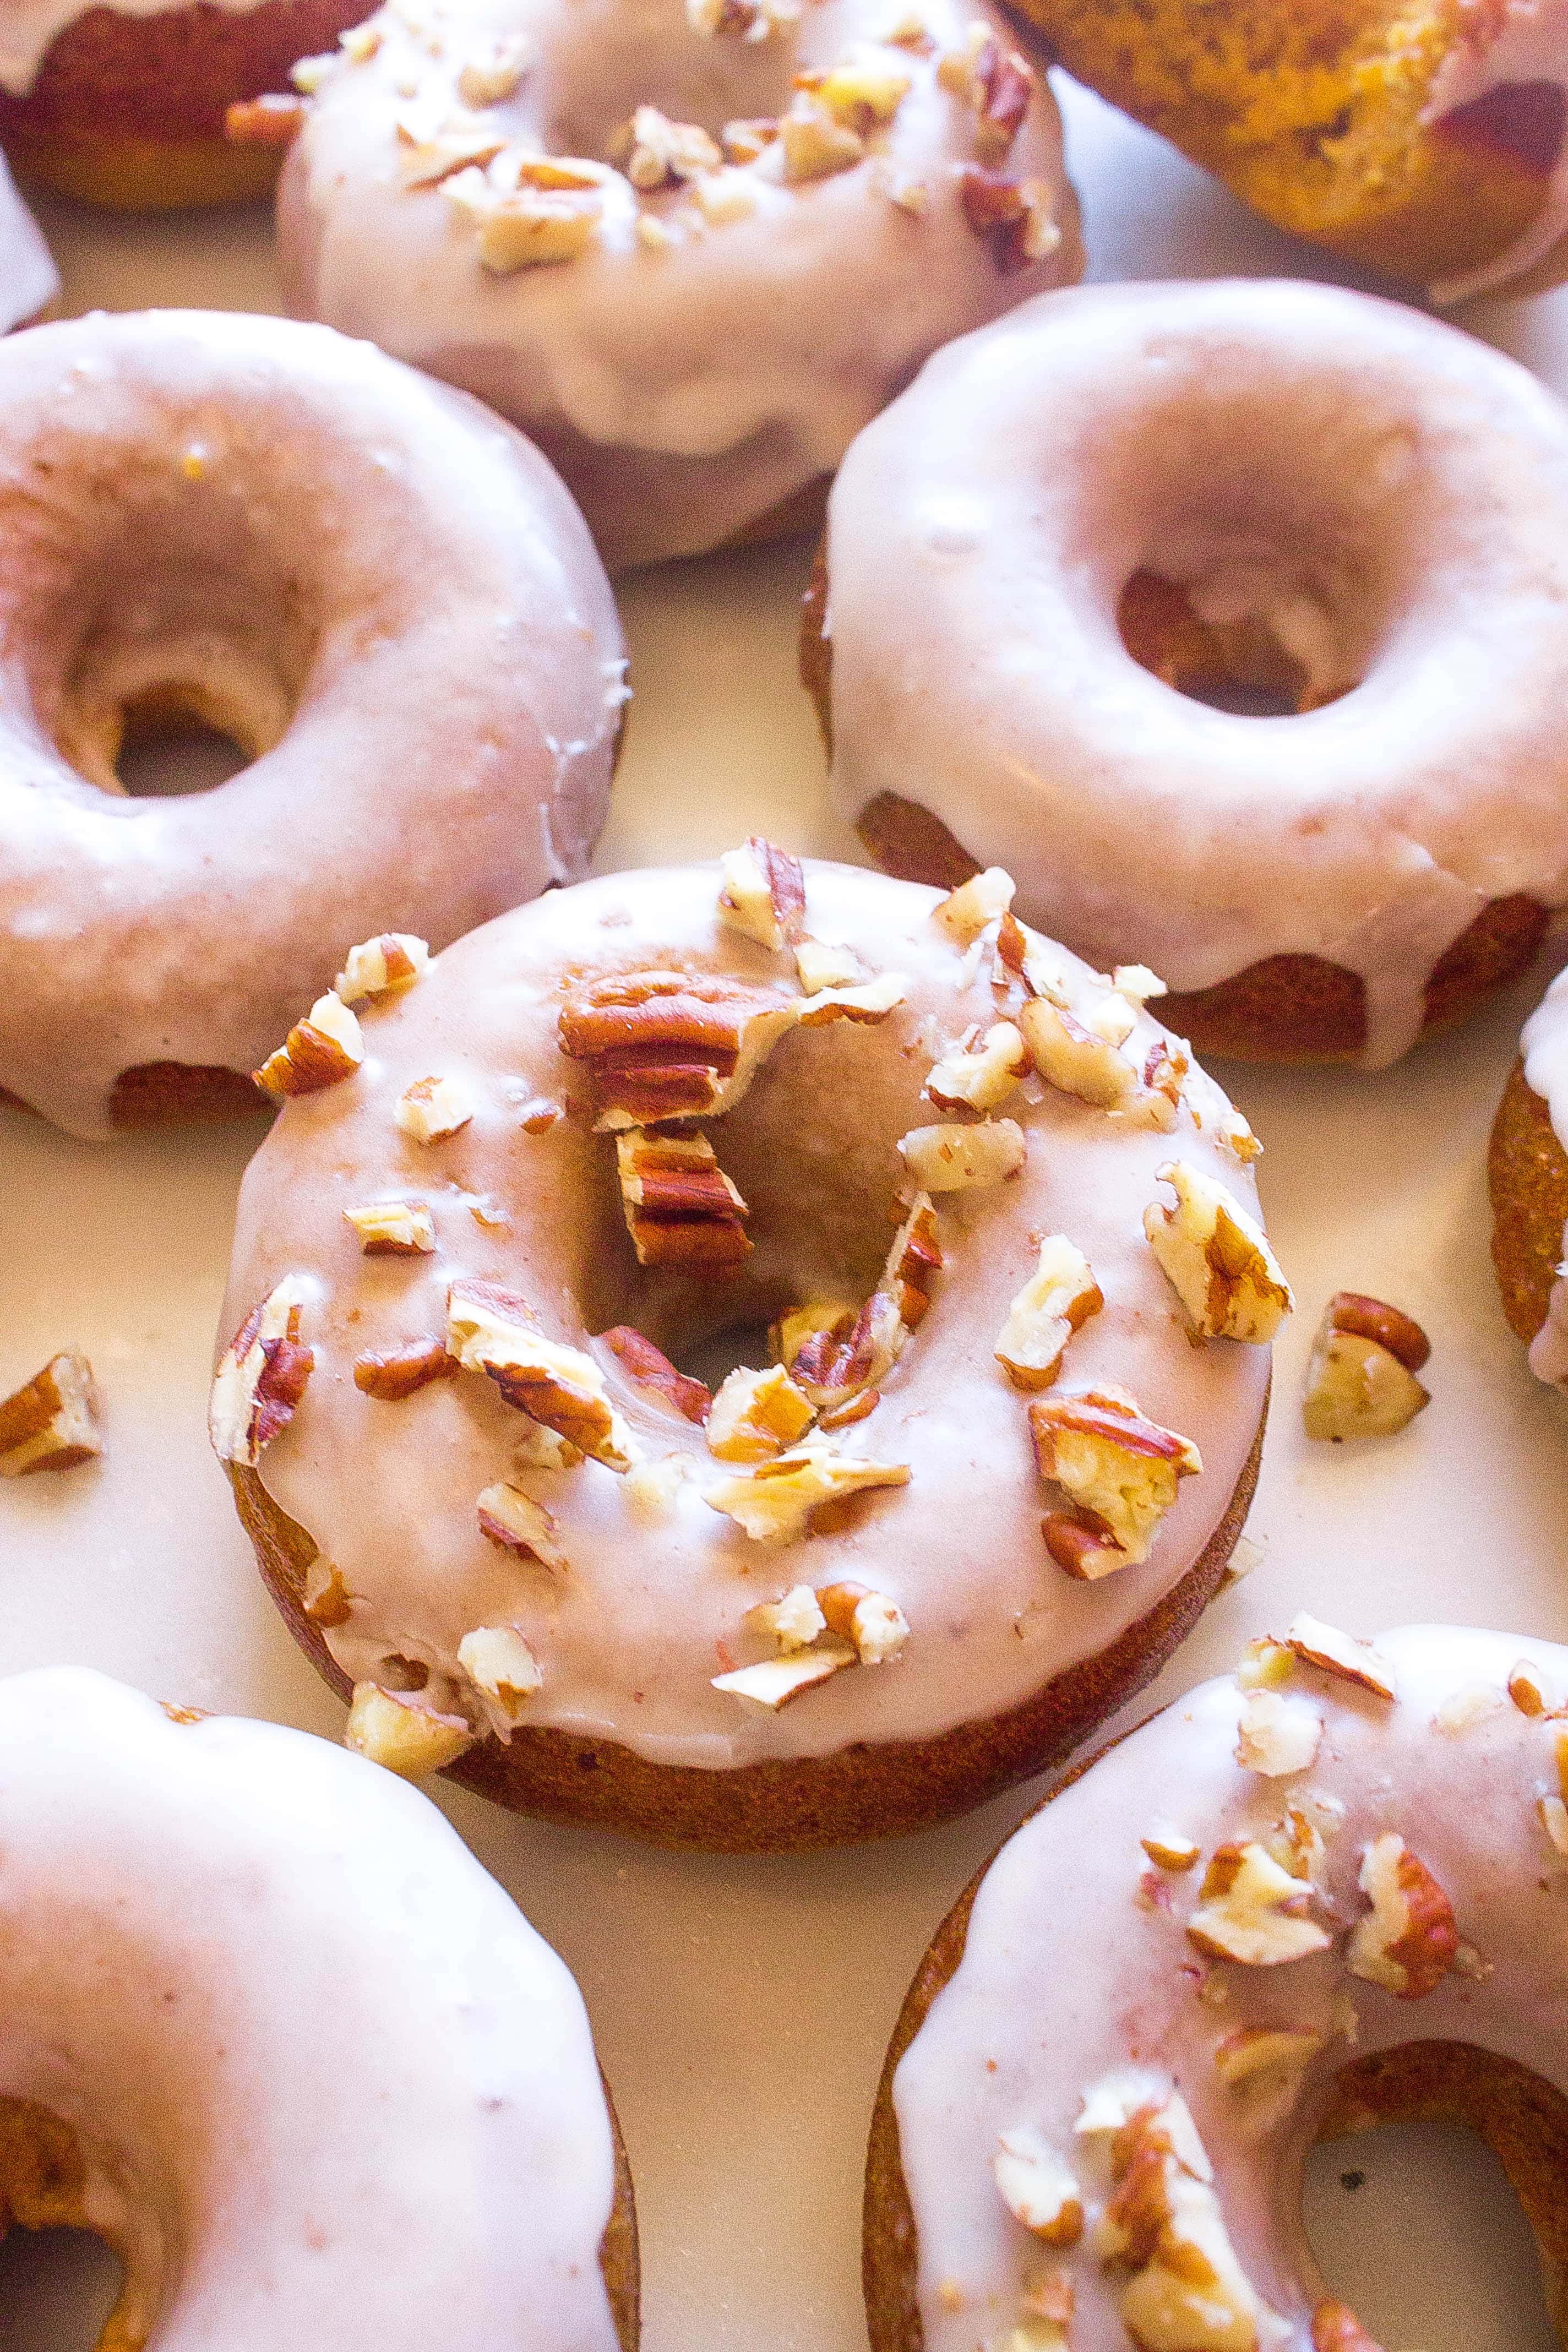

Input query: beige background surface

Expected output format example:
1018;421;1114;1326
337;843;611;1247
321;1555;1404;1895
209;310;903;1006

3;70;1567;2350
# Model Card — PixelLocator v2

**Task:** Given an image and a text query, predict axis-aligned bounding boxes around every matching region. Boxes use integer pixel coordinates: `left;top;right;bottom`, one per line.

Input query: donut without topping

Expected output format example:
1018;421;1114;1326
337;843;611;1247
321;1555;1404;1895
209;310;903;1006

808;280;1568;1067
0;308;625;1140
1490;966;1568;1391
214;853;1280;1850
0;1667;637;2351
275;0;1082;568
870;1623;1568;2352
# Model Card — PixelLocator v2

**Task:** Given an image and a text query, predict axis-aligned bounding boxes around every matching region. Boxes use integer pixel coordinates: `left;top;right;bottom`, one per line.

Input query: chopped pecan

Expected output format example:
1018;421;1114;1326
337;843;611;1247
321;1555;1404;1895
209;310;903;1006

1144;1161;1293;1343
0;1350;101;1476
899;1118;1024;1190
345;1684;473;1777
705;1443;910;1542
717;837;807;948
794;973;906;1026
343;1199;436;1255
353;1338;458;1401
395;1074;473;1144
791;1193;941;1408
779;91;865;179
600;1326;712;1422
335;932;431;1004
613;104;722;188
558;968;800;1128
924;1019;1030;1114
957;166;1058;273
253;992;363;1099
616;1128;751;1268
707;1363;815;1460
1347;1834;1458;1999
995;1235;1102;1389
973;37;1035;162
712;1637;857;1707
210;1278;314;1465
225;92;309;146
1030;1387;1201;1570
458;1624;543;1723
935;865;1015;946
447;1278;636;1469
476;1479;569;1569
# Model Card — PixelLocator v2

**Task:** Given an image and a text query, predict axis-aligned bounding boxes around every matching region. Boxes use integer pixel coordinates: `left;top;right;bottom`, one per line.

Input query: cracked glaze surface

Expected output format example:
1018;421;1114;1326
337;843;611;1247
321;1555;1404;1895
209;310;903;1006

894;1623;1568;2351
219;859;1273;1772
276;0;1081;568
0;1666;621;2350
0;308;624;1140
1523;965;1568;1386
823;279;1568;1069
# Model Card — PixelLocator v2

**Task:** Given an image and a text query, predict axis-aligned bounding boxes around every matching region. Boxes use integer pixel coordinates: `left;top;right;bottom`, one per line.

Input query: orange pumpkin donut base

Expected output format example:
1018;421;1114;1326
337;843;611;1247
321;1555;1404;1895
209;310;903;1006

213;853;1283;1850
1490;969;1568;1390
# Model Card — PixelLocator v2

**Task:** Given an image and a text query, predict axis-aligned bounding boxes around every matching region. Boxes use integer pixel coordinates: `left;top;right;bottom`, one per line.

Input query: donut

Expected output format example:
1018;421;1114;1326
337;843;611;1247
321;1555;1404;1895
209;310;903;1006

999;0;1568;306
0;0;375;208
211;847;1285;1852
804;278;1568;1068
0;307;625;1142
0;151;57;327
0;1664;638;2349
1490;966;1568;1390
867;1620;1568;2352
272;0;1082;569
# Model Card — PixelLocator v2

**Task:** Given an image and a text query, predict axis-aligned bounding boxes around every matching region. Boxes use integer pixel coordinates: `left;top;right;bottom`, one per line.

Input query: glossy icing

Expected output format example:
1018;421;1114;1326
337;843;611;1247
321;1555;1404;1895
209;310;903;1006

0;0;273;91
822;279;1568;1069
0;148;56;324
276;0;1082;569
893;1623;1568;2351
1425;0;1568;306
0;1665;622;2350
0;308;625;1141
217;858;1274;1774
1522;964;1568;1387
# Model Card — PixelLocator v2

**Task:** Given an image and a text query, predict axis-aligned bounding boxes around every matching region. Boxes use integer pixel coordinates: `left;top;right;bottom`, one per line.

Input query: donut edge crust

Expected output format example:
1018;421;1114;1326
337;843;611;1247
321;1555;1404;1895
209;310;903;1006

227;1382;1265;1854
862;1765;1568;2352
800;547;1549;1063
1488;1057;1568;1358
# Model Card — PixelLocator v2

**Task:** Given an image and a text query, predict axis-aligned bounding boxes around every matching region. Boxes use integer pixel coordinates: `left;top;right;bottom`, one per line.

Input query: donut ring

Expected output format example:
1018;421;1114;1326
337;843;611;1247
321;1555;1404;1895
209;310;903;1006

274;0;1082;569
1489;967;1568;1391
0;308;625;1141
998;0;1568;306
0;0;372;208
807;279;1568;1068
0;153;57;326
868;1623;1568;2352
213;851;1281;1852
0;1667;638;2351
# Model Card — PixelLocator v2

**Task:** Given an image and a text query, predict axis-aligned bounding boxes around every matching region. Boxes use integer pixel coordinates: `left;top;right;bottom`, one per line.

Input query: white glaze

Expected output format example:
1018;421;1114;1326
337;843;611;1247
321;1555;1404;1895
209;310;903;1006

823;279;1568;1069
0;147;56;324
1425;0;1568;306
0;0;273;92
0;1665;622;2349
1522;964;1568;1386
0;307;625;1141
277;0;1081;569
218;858;1273;1776
893;1623;1568;2350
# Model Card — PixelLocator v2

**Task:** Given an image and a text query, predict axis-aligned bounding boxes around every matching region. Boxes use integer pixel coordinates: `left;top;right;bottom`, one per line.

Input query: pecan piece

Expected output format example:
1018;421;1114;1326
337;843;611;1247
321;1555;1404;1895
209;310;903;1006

558;969;800;1128
957;166;1058;273
616;1128;751;1268
353;1338;459;1401
1030;1387;1201;1571
210;1278;314;1464
253;992;363;1099
599;1326;712;1422
791;1193;942;1409
447;1279;636;1469
717;836;807;948
0;1350;102;1476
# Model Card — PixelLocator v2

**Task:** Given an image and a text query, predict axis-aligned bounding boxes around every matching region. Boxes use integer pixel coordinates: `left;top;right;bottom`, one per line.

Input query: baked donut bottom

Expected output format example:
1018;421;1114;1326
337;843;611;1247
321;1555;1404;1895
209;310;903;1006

862;1727;1568;2352
801;557;1550;1064
0;2078;641;2351
0;0;369;208
227;1392;1264;1854
1489;1058;1568;1358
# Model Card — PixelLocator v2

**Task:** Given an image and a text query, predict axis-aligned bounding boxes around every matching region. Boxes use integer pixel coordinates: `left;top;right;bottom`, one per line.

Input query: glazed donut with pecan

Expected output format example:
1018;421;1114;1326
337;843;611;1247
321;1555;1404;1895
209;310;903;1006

0;0;373;207
1000;0;1568;305
272;0;1081;568
1490;965;1568;1392
212;846;1287;1852
0;150;56;326
868;1621;1568;2352
0;1667;637;2351
0;307;624;1140
807;279;1568;1066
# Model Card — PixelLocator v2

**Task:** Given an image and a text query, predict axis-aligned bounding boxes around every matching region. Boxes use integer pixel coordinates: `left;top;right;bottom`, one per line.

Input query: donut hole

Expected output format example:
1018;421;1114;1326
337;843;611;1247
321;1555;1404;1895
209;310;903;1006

1118;568;1357;718
1303;2042;1568;2348
111;683;258;798
573;1029;919;1380
0;2224;124;2350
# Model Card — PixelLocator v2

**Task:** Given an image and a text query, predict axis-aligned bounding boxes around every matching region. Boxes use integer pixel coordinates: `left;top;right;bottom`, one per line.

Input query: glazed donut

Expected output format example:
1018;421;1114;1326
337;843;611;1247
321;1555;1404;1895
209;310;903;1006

274;0;1082;569
0;1665;637;2350
1490;966;1568;1390
867;1621;1568;2352
212;847;1285;1852
0;307;625;1142
805;278;1568;1068
0;149;56;326
0;0;373;208
1003;0;1568;305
